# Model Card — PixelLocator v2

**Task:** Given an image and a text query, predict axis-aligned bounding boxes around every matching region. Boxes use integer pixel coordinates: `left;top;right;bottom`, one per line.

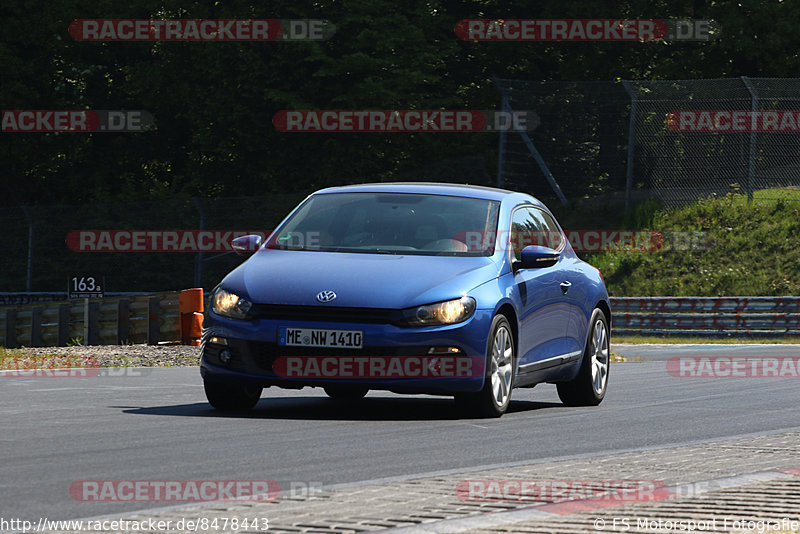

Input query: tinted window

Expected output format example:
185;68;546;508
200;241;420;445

510;207;564;260
268;192;500;256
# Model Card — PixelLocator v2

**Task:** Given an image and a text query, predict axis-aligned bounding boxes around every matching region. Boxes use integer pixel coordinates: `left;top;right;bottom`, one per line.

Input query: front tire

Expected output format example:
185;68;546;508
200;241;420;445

204;380;262;411
455;315;515;418
557;308;610;406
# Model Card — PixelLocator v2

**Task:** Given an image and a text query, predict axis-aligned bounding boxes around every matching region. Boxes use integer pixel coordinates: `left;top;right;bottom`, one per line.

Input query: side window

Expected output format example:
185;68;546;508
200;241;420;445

510;207;564;260
510;207;545;261
539;211;564;250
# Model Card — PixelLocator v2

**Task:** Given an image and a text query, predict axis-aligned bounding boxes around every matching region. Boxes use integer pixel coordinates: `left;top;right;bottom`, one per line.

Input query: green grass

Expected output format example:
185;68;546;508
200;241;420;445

563;189;800;296
753;187;800;202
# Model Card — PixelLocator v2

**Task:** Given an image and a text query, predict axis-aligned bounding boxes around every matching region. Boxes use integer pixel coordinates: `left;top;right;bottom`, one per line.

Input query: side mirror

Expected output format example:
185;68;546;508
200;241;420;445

231;235;263;256
515;245;560;269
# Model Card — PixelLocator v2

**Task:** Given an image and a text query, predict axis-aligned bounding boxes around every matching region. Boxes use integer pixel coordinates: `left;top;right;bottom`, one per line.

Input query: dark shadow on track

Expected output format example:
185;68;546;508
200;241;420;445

117;396;563;421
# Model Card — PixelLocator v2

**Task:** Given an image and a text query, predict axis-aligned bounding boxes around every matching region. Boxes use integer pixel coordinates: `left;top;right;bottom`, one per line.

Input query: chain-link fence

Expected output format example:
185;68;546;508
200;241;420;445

5;77;800;294
0;156;499;294
0;195;306;294
495;77;800;207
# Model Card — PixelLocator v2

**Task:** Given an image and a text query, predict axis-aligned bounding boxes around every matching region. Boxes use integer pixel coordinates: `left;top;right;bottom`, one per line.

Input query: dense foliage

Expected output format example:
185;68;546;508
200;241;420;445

3;0;800;207
581;191;800;296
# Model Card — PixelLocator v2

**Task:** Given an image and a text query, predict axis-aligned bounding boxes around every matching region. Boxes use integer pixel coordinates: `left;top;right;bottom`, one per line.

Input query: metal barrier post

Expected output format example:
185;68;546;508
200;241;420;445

5;310;17;349
57;304;69;346
30;307;42;347
147;296;160;345
117;299;130;344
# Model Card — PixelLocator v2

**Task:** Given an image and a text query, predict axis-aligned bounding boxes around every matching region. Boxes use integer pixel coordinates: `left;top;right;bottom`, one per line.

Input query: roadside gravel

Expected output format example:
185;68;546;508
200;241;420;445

8;344;624;368
3;344;201;368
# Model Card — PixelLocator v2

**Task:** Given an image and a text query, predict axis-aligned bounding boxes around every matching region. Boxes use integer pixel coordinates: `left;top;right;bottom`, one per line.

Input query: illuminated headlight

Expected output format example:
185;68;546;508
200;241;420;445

400;296;476;326
211;288;253;320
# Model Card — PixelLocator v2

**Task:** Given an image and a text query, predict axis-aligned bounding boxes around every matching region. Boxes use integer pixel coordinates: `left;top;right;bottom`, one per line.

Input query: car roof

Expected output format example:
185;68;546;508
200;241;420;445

312;182;544;206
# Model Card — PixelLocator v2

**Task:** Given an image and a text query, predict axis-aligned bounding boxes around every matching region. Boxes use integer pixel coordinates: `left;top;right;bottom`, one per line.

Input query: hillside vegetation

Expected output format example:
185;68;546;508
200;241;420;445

560;190;800;297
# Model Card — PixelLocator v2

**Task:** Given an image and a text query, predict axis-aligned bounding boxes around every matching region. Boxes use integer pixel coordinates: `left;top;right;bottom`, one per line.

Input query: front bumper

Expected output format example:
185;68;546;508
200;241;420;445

199;309;494;394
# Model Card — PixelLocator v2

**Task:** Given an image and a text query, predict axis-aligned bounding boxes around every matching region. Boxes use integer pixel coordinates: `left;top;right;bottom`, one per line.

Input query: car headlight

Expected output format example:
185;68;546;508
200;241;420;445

399;296;476;326
211;288;253;320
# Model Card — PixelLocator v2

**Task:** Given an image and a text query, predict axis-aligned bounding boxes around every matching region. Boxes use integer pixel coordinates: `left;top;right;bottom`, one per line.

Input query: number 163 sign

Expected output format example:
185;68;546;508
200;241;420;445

68;276;104;299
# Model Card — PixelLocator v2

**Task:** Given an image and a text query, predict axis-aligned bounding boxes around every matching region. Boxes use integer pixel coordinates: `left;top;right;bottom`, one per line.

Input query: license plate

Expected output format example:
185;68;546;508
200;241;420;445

278;327;363;349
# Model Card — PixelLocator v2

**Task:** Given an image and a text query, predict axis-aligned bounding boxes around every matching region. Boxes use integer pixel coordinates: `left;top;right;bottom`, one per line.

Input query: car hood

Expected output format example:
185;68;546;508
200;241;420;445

220;249;501;309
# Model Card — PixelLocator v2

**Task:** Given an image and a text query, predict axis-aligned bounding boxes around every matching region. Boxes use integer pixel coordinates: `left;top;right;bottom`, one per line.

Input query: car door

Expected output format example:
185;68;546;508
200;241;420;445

510;206;573;369
537;210;588;355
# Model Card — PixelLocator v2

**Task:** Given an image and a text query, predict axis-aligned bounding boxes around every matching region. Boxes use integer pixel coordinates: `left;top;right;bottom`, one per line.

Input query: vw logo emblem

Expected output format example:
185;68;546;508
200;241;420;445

316;290;337;303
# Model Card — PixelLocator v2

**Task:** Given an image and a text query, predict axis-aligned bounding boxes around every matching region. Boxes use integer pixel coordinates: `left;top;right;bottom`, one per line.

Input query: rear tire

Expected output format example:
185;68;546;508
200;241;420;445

324;385;368;400
557;308;610;406
455;315;515;418
204;380;262;411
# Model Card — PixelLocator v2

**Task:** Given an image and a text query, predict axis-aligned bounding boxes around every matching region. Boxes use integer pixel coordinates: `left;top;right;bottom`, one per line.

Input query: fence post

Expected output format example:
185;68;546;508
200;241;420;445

518;131;569;206
192;198;206;287
21;206;34;292
621;80;638;212
741;76;757;201
84;299;99;345
117;299;130;344
58;304;70;346
147;296;160;345
496;90;509;188
30;307;42;347
5;310;17;349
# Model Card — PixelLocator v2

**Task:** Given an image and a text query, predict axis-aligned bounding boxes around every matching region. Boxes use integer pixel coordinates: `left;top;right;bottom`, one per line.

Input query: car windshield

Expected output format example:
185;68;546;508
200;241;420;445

266;192;500;256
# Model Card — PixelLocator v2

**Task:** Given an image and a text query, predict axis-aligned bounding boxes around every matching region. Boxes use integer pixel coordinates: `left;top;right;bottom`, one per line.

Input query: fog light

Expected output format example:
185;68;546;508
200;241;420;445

218;349;232;364
428;346;462;355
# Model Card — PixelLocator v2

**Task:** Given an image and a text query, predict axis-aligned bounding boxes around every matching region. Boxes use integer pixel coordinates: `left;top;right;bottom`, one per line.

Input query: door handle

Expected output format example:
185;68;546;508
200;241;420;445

560;281;572;294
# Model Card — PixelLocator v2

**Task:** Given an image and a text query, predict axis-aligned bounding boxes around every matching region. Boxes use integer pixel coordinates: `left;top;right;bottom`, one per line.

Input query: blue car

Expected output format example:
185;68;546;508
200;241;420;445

200;182;611;417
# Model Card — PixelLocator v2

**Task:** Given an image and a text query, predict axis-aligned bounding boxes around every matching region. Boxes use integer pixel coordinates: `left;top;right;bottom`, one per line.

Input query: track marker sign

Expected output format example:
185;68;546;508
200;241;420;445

68;276;104;299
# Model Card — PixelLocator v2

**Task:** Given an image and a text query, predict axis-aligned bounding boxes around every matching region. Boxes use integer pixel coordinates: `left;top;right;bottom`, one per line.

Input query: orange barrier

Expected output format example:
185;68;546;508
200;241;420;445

179;288;204;346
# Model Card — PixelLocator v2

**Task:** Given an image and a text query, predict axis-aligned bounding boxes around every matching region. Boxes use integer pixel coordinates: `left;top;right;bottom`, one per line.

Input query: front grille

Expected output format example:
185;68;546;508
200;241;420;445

249;304;403;324
204;338;434;376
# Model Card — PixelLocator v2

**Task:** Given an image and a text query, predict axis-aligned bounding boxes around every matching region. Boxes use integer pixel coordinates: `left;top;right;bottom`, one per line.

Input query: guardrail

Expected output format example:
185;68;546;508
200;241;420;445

610;296;800;336
3;295;798;347
0;292;185;348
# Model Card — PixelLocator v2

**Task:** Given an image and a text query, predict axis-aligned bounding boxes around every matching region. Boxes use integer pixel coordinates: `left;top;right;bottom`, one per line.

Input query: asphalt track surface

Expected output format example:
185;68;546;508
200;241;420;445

614;342;800;361
2;349;800;523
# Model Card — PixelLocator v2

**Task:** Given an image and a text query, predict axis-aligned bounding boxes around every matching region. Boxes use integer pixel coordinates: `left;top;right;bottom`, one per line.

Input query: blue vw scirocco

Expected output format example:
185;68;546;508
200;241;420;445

200;182;611;417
